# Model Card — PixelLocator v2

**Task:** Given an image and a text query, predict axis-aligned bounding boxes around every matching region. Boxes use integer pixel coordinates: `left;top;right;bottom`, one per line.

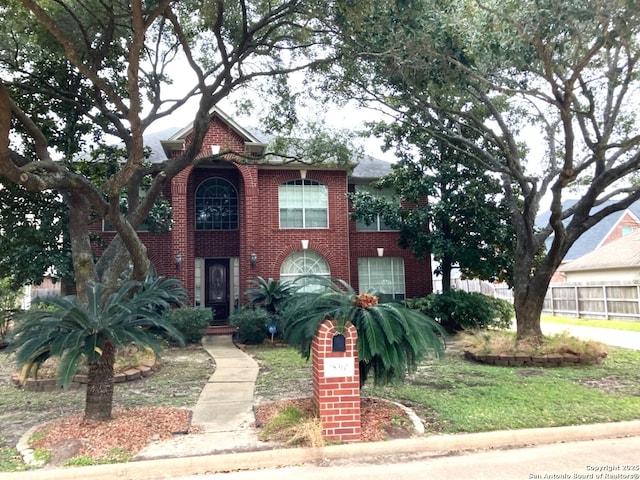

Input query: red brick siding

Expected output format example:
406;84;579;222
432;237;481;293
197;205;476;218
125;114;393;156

248;169;351;284
311;320;361;442
89;114;432;306
347;184;433;298
601;211;640;246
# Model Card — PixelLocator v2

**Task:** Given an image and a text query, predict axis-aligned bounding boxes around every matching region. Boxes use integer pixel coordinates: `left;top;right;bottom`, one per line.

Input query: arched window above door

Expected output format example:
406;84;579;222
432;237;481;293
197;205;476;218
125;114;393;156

195;178;238;230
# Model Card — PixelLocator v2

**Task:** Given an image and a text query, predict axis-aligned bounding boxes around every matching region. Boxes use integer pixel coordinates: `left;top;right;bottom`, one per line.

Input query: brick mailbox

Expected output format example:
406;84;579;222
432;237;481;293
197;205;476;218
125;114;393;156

311;319;361;442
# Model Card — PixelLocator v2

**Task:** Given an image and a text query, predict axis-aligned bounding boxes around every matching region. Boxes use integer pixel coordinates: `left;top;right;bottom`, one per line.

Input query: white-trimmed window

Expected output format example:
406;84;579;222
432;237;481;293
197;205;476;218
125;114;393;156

355;185;397;231
279;179;328;228
280;250;330;288
195;178;238;230
358;257;405;301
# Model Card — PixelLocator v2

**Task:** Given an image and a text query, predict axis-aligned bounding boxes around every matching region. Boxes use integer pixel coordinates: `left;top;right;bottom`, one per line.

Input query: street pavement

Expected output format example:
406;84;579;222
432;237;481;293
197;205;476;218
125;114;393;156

167;435;640;480
540;321;640;350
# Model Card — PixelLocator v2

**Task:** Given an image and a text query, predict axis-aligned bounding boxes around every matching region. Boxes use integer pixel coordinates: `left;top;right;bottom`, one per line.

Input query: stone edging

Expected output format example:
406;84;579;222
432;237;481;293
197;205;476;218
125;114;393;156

10;359;160;392
463;350;603;367
386;399;425;435
16;424;47;467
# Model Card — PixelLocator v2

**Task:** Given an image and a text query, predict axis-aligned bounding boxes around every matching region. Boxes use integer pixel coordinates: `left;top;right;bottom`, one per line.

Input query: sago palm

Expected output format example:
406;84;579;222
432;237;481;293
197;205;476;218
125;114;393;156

245;276;293;315
281;276;446;386
8;276;186;421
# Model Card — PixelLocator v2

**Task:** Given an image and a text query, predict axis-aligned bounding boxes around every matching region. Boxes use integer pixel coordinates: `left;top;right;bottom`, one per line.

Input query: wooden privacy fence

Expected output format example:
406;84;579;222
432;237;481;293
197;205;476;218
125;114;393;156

434;277;640;321
543;283;640;321
432;277;514;301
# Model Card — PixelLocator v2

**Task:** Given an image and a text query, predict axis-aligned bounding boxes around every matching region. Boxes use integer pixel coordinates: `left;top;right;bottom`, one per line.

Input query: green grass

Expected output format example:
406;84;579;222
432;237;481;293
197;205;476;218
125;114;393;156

0;440;25;473
62;447;132;467
542;315;640;332
250;341;640;435
260;406;305;440
249;345;312;402
0;347;213;472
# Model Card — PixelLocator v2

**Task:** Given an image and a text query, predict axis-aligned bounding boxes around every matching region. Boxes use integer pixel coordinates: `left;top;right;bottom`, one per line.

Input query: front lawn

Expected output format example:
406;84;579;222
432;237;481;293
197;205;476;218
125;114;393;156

248;340;640;434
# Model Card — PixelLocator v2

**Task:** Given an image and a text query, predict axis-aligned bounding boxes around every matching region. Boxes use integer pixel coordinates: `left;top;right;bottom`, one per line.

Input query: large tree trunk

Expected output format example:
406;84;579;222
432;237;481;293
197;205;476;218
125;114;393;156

66;192;95;304
511;248;556;343
84;340;116;421
513;285;545;342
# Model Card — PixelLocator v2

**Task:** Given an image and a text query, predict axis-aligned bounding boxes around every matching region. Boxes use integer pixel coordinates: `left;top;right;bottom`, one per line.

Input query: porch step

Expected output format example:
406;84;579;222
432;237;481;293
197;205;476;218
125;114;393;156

205;325;235;336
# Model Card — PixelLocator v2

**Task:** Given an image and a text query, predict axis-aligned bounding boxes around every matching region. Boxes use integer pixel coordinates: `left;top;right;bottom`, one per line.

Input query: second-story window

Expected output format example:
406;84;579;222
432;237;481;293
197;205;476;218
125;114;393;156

279;179;328;229
355;185;398;231
195;178;238;230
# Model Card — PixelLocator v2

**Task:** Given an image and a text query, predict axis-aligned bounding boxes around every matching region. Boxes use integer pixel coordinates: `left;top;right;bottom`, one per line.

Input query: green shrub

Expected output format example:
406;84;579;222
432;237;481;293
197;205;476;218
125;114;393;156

245;277;293;315
163;306;212;344
229;308;270;345
407;290;513;333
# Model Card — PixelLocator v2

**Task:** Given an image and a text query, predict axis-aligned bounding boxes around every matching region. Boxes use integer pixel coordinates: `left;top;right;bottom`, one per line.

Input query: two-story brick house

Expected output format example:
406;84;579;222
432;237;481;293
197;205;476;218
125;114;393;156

107;107;433;324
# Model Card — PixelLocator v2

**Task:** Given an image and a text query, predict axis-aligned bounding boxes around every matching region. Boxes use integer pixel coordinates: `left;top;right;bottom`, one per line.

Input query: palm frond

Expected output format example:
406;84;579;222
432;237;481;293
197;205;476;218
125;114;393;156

58;349;84;388
281;277;446;386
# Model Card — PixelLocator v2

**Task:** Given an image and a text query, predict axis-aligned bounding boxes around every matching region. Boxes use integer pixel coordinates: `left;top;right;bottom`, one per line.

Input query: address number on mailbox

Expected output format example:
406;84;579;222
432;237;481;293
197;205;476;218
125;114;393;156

324;357;355;378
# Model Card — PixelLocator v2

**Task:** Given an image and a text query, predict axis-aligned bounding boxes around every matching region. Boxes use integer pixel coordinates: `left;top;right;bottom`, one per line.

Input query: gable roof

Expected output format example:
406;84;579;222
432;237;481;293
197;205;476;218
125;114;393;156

536;200;640;261
143;107;393;179
159;106;267;158
559;229;640;272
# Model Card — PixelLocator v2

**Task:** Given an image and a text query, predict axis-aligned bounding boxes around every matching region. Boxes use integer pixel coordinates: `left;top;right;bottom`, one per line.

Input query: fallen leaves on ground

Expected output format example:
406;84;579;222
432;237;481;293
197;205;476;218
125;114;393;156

254;397;415;444
28;398;414;466
30;407;194;464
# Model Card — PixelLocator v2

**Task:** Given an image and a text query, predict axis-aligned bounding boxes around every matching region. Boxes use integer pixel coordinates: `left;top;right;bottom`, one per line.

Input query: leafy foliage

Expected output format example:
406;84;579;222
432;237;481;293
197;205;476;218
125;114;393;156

322;0;640;340
245;277;293;315
229;308;271;345
281;276;446;386
407;291;514;334
350;126;515;289
0;181;72;289
0;277;20;342
162;306;212;345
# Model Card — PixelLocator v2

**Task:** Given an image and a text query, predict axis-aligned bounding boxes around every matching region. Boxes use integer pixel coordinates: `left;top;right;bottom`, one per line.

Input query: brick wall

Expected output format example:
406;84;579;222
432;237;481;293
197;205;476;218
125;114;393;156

601;211;640;246
347;184;433;298
247;169;352;283
88;113;433;307
311;319;361;442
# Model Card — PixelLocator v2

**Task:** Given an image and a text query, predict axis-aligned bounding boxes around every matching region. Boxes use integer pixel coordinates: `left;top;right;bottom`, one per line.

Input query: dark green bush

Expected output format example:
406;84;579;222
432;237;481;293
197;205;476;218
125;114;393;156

407;290;513;333
163;306;212;344
245;277;293;315
229;307;271;345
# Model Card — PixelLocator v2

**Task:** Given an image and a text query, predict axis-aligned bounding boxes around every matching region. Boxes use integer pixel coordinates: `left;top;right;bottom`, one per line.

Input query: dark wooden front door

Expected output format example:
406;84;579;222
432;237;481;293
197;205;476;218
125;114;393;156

205;259;229;324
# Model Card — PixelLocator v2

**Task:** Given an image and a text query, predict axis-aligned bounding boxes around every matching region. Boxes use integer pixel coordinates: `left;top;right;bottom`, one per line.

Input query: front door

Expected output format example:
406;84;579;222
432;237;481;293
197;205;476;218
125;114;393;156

205;259;230;324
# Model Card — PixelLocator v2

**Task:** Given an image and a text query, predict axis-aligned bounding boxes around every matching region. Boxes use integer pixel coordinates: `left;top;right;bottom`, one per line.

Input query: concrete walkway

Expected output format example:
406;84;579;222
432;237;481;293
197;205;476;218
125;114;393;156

9;325;640;479
133;322;639;462
134;336;266;460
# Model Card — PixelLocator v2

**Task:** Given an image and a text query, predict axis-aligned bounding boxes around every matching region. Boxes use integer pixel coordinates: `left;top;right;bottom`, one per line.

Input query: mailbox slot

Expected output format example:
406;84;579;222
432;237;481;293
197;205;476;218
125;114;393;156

332;334;346;352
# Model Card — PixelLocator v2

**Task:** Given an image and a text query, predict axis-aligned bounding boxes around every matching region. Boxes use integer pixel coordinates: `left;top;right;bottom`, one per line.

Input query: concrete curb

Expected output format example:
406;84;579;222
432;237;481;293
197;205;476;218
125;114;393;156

6;420;640;480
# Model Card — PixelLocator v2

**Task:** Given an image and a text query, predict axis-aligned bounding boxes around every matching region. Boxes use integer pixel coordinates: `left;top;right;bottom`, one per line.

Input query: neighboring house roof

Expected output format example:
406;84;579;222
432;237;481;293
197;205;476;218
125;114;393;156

536;200;640;261
558;229;640;272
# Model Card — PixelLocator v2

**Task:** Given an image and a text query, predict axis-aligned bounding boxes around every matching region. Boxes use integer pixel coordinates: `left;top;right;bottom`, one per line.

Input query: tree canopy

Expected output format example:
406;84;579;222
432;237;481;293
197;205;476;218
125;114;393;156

322;0;640;340
350;119;515;292
0;0;342;300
